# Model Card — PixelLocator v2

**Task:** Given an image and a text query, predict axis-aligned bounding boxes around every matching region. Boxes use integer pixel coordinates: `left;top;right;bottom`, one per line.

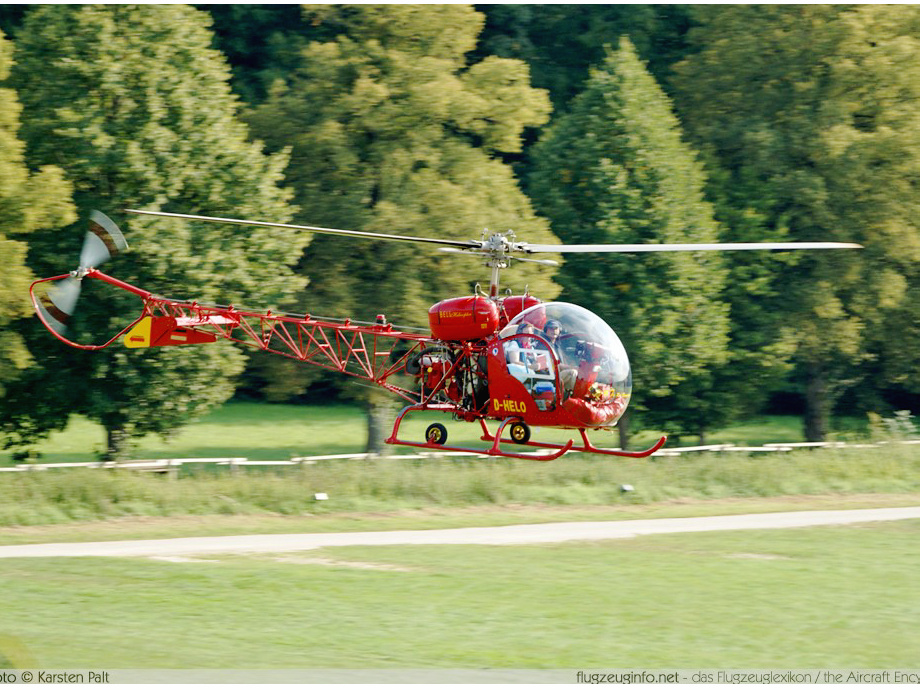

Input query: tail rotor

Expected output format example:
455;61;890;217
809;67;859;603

35;211;128;336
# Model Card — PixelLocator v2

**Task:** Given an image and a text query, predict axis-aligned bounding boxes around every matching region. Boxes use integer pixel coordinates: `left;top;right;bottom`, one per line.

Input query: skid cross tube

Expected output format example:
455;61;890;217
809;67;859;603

386;405;572;461
386;404;664;460
478;418;667;458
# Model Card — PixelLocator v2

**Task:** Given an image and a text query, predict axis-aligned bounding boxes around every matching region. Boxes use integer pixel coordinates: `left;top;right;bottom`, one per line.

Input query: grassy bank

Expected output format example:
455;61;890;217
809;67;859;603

2;442;919;528
1;402;914;528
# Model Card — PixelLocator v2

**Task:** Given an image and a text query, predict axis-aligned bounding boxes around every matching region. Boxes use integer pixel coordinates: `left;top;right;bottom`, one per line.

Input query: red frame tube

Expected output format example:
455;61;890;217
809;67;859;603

29;272;149;350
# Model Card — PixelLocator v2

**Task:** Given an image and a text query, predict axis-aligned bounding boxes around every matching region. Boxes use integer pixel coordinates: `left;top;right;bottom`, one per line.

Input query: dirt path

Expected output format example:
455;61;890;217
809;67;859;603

0;506;918;559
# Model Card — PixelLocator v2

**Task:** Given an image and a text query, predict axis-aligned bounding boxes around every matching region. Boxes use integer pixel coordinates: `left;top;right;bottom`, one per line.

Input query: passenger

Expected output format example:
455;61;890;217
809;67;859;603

506;322;537;383
541;319;577;396
506;322;537;366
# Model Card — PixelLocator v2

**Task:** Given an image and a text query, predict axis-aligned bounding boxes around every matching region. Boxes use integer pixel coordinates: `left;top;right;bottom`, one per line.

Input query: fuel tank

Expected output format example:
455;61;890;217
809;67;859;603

498;295;542;327
428;296;500;341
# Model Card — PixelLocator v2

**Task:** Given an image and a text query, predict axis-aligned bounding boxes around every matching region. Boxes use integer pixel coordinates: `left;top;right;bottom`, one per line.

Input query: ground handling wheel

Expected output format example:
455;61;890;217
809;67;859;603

426;422;448;446
509;421;531;445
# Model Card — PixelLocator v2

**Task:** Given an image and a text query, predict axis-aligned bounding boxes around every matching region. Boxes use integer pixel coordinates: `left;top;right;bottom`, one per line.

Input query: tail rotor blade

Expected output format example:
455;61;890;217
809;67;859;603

80;211;129;268
49;276;81;315
37;277;81;335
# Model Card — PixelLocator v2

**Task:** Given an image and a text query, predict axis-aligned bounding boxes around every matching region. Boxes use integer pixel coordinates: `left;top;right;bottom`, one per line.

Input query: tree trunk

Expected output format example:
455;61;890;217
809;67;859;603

105;423;132;462
365;397;397;456
617;409;630;450
804;363;829;442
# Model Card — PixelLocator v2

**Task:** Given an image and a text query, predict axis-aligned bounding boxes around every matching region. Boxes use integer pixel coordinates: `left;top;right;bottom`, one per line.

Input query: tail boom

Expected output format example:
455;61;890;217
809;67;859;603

32;269;437;403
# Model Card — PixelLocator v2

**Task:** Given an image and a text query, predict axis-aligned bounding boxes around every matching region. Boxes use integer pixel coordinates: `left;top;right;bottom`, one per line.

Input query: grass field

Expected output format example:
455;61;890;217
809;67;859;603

0;403;372;464
0;401;842;465
0;402;917;670
1;520;918;669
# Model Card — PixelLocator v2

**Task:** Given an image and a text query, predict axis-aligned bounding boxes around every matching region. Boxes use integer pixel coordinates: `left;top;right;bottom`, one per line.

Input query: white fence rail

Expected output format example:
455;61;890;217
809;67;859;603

1;439;919;474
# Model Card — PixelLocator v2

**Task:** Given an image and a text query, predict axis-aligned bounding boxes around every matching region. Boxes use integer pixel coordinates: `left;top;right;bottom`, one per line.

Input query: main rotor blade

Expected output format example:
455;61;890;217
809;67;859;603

519;241;863;254
125;209;482;251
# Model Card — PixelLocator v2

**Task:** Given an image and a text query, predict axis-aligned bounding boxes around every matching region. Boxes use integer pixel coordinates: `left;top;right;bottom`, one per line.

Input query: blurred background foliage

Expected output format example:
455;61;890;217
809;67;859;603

0;4;919;456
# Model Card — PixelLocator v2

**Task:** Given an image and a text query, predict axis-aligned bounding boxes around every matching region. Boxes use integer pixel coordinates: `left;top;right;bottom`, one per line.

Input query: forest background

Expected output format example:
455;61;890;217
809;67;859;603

1;4;919;459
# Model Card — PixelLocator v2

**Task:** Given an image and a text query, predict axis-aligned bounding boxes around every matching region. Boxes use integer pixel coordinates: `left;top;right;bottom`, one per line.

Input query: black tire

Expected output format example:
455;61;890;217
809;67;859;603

426;422;448;446
509;421;531;445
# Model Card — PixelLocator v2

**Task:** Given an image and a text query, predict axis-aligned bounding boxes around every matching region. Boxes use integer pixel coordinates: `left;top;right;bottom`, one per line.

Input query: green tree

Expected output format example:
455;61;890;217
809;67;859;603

202;5;313;105
0;6;28;36
0;30;75;398
673;5;920;439
529;38;730;447
476;5;696;112
245;4;559;450
3;6;307;459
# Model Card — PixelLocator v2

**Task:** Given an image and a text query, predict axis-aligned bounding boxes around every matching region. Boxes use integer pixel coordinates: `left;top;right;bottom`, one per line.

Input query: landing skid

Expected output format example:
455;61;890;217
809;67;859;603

385;404;667;461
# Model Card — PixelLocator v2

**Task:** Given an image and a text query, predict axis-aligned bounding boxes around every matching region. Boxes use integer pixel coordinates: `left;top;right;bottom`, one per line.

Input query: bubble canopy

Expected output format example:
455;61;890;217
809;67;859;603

499;302;632;427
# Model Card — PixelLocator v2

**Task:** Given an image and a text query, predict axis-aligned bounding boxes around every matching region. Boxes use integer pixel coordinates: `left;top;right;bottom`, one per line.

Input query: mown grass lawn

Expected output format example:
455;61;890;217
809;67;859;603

0;403;370;464
1;520;917;669
0;402;829;466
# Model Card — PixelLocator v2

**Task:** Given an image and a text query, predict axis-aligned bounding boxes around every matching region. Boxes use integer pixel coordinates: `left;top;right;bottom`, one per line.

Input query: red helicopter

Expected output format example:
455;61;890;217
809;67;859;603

30;210;861;461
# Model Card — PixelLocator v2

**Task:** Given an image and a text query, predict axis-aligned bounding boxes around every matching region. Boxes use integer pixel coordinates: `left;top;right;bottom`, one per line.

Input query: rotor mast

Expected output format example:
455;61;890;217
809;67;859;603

476;229;563;299
483;231;512;298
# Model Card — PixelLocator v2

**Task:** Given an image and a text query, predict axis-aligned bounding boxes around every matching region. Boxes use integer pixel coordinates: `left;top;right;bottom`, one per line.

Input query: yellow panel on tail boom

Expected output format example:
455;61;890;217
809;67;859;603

124;316;217;348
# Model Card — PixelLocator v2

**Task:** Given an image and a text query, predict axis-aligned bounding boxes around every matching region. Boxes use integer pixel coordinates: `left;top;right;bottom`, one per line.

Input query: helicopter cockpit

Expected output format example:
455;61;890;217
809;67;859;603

497;302;632;427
